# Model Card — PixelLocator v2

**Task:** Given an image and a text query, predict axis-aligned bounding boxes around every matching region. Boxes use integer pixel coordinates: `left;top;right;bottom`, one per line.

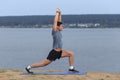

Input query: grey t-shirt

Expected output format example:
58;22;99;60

52;29;62;49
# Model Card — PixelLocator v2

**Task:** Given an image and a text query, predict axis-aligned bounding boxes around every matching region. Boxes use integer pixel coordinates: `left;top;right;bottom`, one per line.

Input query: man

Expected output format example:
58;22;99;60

26;8;78;73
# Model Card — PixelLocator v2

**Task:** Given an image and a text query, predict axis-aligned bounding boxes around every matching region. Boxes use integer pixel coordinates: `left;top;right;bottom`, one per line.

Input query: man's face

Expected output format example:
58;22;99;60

58;24;63;31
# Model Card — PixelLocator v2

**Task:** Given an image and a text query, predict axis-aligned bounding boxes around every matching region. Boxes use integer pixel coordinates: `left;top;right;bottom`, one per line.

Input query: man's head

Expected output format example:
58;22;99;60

57;22;63;31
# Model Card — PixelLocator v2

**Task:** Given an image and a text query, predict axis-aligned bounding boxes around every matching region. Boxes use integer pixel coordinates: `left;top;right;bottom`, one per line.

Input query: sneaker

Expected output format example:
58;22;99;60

25;67;34;74
69;68;79;72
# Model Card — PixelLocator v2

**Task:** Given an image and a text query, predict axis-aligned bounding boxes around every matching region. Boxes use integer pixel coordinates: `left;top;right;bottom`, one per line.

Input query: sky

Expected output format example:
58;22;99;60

0;0;120;16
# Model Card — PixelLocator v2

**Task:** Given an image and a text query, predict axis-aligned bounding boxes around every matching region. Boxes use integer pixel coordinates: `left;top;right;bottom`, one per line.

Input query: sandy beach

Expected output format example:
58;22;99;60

0;69;120;80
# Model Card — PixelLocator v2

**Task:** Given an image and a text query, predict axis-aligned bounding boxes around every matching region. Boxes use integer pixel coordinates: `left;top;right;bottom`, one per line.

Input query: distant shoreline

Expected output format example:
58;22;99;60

0;15;120;28
0;27;120;29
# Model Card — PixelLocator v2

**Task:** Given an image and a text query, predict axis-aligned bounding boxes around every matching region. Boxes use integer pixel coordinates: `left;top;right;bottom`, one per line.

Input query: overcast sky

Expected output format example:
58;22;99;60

0;0;120;16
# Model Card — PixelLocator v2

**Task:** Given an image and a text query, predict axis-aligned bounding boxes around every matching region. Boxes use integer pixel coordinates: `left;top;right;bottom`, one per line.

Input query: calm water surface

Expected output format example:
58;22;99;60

0;28;120;72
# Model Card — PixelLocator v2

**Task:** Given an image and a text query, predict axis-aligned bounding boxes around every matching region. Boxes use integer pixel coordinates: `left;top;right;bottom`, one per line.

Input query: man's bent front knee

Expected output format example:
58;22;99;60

67;51;74;57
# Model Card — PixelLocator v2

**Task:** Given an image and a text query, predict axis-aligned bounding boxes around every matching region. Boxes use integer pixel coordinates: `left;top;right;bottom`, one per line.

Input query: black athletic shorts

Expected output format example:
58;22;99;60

47;49;62;61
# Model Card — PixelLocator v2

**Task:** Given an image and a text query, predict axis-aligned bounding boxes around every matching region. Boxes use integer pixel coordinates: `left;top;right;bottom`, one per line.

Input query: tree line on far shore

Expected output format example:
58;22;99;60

0;14;120;28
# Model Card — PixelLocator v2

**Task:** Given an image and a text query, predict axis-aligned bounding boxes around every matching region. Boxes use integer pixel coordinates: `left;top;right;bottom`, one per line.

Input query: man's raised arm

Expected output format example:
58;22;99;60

58;8;62;22
53;8;60;31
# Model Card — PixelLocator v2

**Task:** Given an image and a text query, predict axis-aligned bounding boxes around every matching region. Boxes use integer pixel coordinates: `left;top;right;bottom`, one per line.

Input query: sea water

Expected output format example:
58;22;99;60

0;28;120;72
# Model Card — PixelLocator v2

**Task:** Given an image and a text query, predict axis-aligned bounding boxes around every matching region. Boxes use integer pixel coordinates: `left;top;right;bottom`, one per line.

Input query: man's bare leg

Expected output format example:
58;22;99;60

26;59;52;73
30;59;52;68
61;50;78;72
61;50;74;66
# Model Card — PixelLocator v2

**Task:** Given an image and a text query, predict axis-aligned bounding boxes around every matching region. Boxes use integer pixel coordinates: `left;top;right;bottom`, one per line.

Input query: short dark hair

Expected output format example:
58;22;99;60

57;22;62;26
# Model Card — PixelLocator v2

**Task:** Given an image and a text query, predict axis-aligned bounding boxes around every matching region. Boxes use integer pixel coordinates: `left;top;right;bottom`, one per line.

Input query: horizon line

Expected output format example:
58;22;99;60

0;14;120;17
